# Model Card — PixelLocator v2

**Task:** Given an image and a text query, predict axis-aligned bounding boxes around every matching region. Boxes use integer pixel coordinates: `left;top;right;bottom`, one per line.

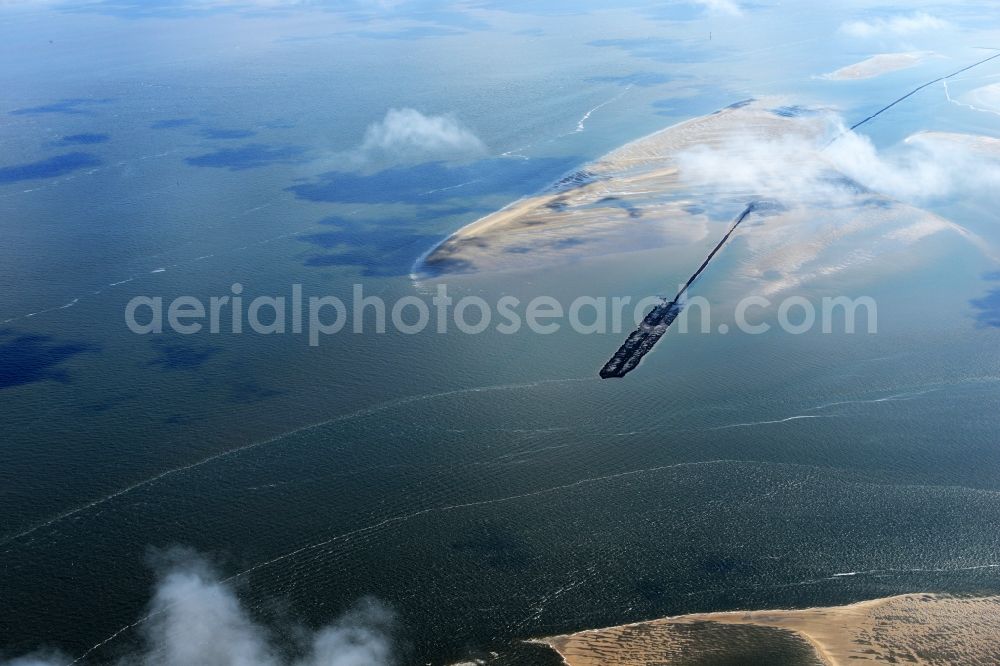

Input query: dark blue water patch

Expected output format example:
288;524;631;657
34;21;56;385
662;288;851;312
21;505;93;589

288;156;581;205
300;218;439;277
597;195;642;218
641;2;705;21
57;133;110;145
151;118;197;129
262;119;296;129
552;237;586;250
333;0;490;29
163;412;198;425
60;0;230;19
185;144;305;171
147;339;220;370
0;152;101;184
651;89;741;118
354;25;464;40
587;38;711;64
586;71;673;87
472;0;626;15
9;98;111;116
201;128;256;140
971;272;1000;328
0;331;92;389
398;6;490;30
449;522;531;569
316;206;485;232
228;380;284;404
723;98;755;110
769;104;825;119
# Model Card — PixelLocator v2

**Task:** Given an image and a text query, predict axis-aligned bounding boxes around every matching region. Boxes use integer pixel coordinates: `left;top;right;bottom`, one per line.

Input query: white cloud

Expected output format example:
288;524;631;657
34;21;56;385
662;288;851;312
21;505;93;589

1;548;396;666
675;111;1000;206
694;0;742;17
353;108;487;165
839;11;948;38
672;110;1000;296
826;127;1000;202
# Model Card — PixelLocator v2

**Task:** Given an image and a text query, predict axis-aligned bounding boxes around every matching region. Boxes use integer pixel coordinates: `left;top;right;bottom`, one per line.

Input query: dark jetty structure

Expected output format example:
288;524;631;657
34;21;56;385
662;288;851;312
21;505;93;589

600;202;757;378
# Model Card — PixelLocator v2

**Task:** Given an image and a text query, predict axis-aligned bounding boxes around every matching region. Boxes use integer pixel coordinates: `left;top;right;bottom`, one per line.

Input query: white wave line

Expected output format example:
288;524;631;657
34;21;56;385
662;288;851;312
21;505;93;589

420;178;483;196
571;84;633;134
1;377;593;548
491;443;570;461
833;562;1000;577
810;377;1000;414
943;78;1000;117
0;149;183;201
66;458;737;664
708;414;836;430
1;224;307;325
3;299;82;323
497;83;633;158
807;387;942;411
499;148;530;160
712;378;1000;431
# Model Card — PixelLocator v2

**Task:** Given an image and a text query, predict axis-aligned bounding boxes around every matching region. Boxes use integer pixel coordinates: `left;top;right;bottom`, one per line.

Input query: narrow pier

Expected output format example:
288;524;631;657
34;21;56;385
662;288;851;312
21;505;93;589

599;202;756;378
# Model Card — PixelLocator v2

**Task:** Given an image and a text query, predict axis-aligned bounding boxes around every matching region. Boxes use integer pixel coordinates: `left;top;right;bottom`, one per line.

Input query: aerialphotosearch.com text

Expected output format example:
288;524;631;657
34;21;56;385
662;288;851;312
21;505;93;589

125;283;877;346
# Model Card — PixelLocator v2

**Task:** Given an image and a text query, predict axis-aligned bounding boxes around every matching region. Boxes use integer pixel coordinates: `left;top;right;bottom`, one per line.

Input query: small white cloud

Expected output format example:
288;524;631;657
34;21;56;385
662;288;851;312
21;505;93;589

677;112;1000;206
840;11;948;38
0;656;67;666
827;128;1000;202
354;108;487;164
0;548;396;666
695;0;742;17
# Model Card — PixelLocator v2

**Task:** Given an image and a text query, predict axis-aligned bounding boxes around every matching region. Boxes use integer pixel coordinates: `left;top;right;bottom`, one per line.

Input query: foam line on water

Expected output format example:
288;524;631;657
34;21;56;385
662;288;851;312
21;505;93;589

943;78;1000;118
0;226;305;325
570;84;633;134
0;377;594;547
66;458;739;664
707;414;837;430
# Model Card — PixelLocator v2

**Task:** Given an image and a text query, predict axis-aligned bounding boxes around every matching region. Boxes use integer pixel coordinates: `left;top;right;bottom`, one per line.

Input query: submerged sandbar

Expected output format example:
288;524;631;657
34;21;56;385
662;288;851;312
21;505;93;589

820;52;930;80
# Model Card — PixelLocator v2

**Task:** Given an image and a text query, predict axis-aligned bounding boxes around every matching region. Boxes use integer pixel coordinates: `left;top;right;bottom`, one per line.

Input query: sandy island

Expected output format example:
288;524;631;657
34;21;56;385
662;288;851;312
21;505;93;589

907;130;1000;156
534;593;1000;665
416;100;967;304
820;52;931;80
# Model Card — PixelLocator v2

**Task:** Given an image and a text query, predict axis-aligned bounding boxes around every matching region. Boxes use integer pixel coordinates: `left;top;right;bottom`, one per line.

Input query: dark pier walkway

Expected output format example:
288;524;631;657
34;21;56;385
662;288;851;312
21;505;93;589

599;202;756;378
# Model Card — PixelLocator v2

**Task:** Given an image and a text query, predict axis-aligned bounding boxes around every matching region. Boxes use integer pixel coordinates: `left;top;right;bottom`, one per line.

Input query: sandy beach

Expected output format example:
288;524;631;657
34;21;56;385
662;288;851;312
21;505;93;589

536;593;1000;665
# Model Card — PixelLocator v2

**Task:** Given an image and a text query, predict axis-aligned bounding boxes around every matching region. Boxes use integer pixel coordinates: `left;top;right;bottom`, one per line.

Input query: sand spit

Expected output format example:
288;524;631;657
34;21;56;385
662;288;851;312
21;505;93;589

416;100;959;306
821;52;930;80
964;82;1000;113
536;593;1000;665
416;99;825;279
906;130;1000;156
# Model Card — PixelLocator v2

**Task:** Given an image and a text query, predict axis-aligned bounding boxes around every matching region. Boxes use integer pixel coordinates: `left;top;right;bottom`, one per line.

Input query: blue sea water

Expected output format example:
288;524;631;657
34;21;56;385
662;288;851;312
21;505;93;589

2;1;1000;664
